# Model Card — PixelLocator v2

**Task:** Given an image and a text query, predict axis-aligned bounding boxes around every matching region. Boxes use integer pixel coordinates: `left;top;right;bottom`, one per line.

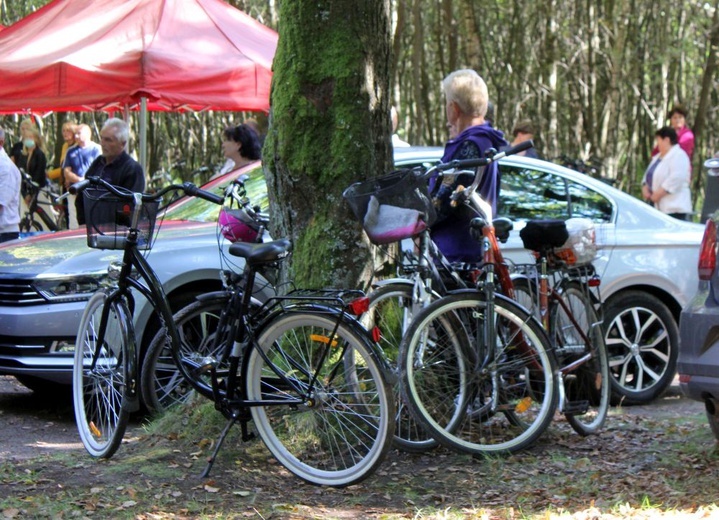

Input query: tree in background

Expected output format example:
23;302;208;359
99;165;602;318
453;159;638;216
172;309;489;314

263;0;393;288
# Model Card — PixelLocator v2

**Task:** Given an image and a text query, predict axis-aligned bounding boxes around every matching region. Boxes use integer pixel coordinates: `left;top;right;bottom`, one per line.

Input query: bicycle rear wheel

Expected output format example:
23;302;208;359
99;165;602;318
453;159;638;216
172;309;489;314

552;283;610;436
19;217;42;233
361;283;438;452
73;290;133;458
246;311;395;487
141;295;230;414
400;292;557;455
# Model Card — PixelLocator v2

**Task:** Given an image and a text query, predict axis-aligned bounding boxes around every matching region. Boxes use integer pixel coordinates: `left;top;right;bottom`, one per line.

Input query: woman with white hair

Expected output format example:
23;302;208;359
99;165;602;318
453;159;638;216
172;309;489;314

431;69;508;263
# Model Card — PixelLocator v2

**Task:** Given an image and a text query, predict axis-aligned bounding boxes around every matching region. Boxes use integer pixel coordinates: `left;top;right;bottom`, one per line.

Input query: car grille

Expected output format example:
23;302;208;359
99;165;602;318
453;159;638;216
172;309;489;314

0;279;45;305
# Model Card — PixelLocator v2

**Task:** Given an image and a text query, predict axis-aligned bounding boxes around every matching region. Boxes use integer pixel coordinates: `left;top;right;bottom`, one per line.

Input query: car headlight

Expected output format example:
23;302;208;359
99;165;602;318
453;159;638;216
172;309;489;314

33;275;106;303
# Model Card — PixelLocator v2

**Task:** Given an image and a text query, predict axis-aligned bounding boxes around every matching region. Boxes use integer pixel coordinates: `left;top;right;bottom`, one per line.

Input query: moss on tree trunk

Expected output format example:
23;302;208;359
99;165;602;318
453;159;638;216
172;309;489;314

263;0;393;289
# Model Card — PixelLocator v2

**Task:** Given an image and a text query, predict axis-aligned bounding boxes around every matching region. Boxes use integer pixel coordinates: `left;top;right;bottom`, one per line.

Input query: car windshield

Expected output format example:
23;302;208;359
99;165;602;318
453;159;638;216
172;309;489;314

161;164;268;223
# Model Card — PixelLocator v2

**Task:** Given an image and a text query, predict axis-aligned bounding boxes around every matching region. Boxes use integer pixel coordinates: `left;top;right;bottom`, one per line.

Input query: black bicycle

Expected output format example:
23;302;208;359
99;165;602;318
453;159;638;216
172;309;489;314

136;177;396;487
19;169;67;232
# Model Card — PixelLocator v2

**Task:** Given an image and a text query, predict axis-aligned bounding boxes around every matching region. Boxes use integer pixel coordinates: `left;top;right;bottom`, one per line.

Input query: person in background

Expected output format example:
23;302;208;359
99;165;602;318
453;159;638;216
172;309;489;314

10;118;37;166
212;124;262;180
642;126;692;220
75;118;145;226
652;104;695;180
509;120;540;158
47;121;77;184
391;106;410;148
0;127;21;243
431;69;508;263
63;124;102;229
19;127;48;204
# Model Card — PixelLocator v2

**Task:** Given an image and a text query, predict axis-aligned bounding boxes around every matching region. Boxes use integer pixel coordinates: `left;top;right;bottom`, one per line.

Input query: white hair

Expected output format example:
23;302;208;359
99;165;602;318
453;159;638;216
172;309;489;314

103;117;129;144
442;69;488;118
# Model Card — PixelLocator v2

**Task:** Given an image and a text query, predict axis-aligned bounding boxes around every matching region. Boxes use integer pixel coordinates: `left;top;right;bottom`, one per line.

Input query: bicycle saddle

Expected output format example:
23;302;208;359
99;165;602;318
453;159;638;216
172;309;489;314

519;219;568;252
229;238;292;265
469;217;514;243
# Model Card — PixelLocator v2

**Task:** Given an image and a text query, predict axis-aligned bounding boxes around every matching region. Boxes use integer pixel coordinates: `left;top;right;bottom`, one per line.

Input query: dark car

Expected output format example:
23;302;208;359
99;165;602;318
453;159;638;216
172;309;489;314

679;217;719;437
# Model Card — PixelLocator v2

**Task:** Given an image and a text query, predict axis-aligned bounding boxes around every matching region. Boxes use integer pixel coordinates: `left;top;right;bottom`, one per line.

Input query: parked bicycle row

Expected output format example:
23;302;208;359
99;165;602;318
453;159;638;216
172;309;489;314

67;139;610;489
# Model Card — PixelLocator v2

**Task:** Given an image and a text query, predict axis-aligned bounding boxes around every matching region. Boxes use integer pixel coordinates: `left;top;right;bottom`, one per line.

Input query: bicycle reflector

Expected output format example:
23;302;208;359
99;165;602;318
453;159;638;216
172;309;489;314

371;326;381;343
347;296;370;316
588;276;601;287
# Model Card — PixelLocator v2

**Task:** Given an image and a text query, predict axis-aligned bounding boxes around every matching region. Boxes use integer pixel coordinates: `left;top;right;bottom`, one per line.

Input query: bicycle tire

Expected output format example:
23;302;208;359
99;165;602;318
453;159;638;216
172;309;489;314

360;283;439;452
141;295;230;414
400;292;557;455
551;283;610;436
73;290;133;458
246;311;395;487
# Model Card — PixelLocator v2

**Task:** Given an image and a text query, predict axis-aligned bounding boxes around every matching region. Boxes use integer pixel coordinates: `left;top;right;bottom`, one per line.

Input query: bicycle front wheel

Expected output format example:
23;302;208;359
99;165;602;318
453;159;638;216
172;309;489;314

361;283;438;452
401;292;557;455
552;284;610;436
73;291;133;458
246;311;395;487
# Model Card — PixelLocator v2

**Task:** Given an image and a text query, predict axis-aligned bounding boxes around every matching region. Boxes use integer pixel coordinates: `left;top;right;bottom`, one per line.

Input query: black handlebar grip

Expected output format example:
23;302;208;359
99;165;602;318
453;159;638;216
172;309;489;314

69;179;92;195
183;182;224;204
503;139;534;156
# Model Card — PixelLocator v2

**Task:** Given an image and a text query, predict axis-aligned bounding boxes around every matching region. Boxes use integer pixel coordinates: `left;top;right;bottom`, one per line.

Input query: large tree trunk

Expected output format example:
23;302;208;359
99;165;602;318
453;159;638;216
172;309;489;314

263;0;393;289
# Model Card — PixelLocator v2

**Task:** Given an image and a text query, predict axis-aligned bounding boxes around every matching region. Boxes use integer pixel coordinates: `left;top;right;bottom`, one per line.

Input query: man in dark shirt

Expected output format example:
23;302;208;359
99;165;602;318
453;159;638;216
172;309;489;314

75;118;145;225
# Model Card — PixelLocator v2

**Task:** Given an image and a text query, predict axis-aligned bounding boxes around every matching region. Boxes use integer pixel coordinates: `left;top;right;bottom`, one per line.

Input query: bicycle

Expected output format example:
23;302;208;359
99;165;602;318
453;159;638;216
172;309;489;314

512;218;610;436
19;169;67;232
347;142;558;455
136;180;395;487
344;167;514;453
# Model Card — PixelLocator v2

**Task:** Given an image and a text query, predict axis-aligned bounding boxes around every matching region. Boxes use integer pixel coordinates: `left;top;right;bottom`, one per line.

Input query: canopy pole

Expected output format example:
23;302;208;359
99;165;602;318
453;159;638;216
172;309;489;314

139;97;148;173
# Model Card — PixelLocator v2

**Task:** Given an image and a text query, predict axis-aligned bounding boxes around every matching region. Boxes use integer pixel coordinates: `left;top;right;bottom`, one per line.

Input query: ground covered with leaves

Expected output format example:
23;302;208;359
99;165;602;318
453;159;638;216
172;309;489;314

1;385;719;519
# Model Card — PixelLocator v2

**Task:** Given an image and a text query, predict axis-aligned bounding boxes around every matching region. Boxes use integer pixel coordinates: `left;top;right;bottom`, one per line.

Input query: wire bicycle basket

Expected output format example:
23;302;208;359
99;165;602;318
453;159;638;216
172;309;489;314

343;168;436;245
83;189;160;250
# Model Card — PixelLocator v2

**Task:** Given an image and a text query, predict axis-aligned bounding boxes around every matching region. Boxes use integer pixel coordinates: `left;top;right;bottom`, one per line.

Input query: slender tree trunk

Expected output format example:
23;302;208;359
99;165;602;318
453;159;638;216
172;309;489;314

263;0;393;288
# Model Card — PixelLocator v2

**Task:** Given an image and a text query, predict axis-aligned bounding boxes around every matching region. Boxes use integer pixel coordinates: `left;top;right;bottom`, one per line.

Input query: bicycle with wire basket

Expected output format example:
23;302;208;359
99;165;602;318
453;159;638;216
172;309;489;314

19;169;67;232
343;159;516;453
136;177;395;487
346;141;560;456
512;219;611;436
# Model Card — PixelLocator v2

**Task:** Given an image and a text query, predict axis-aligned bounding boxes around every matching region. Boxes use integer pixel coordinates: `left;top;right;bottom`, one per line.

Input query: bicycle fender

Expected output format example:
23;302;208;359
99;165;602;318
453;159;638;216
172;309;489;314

371;277;415;290
195;290;263;307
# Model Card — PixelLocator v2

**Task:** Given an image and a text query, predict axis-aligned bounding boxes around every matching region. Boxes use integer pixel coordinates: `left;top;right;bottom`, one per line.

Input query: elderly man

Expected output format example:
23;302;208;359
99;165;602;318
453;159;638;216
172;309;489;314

75;118;145;226
63;124;101;229
0;127;21;243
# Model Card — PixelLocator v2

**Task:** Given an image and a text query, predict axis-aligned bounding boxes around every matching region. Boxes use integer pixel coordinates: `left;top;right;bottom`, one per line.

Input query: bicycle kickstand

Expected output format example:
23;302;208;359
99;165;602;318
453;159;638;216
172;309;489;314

200;412;239;478
200;409;256;478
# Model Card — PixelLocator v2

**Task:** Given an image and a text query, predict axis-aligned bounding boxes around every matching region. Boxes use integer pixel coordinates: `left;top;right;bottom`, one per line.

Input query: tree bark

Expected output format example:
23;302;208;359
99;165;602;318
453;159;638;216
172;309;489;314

263;0;393;289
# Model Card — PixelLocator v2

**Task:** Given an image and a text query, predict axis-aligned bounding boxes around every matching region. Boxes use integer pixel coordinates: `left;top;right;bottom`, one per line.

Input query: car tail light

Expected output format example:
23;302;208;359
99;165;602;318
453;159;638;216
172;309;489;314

698;219;717;281
679;374;691;383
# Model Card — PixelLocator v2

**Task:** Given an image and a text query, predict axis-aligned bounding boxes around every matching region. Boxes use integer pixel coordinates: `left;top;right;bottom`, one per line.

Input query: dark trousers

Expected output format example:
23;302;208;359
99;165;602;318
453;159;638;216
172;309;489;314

0;232;20;243
668;212;689;221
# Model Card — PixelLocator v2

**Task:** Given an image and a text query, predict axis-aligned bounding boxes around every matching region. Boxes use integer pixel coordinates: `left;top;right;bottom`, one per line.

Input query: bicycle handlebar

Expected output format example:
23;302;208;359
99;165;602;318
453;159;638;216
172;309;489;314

69;176;224;205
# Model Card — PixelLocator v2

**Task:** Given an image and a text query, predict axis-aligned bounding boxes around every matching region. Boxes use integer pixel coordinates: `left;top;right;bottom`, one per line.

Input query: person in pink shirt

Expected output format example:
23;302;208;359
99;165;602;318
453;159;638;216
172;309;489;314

653;104;695;158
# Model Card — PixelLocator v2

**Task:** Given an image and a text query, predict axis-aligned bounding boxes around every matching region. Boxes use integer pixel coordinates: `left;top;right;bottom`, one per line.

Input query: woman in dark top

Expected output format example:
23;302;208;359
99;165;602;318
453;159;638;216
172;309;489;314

18;127;48;200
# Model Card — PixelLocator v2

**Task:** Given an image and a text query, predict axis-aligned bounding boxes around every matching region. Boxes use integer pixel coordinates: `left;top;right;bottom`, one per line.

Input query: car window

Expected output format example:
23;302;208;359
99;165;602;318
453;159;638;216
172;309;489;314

498;165;569;221
497;164;612;223
567;180;612;222
161;165;268;223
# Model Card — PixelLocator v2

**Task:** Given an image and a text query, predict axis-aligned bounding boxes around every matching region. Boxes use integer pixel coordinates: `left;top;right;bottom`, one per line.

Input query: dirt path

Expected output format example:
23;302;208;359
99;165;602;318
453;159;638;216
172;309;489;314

0;374;705;462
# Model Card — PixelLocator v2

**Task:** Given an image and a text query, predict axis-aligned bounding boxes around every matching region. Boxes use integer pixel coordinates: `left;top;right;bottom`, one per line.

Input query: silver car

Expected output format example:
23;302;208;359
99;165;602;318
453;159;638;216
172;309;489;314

0;149;703;405
394;148;703;403
0;166;268;393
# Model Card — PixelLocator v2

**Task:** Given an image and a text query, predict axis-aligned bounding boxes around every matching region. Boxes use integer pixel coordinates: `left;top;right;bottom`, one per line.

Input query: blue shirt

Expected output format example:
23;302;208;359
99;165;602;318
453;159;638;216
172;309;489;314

63;143;101;178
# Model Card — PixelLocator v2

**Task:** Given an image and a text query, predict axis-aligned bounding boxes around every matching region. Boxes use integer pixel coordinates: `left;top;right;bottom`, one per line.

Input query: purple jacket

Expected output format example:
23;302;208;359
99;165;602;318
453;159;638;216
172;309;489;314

431;124;507;263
